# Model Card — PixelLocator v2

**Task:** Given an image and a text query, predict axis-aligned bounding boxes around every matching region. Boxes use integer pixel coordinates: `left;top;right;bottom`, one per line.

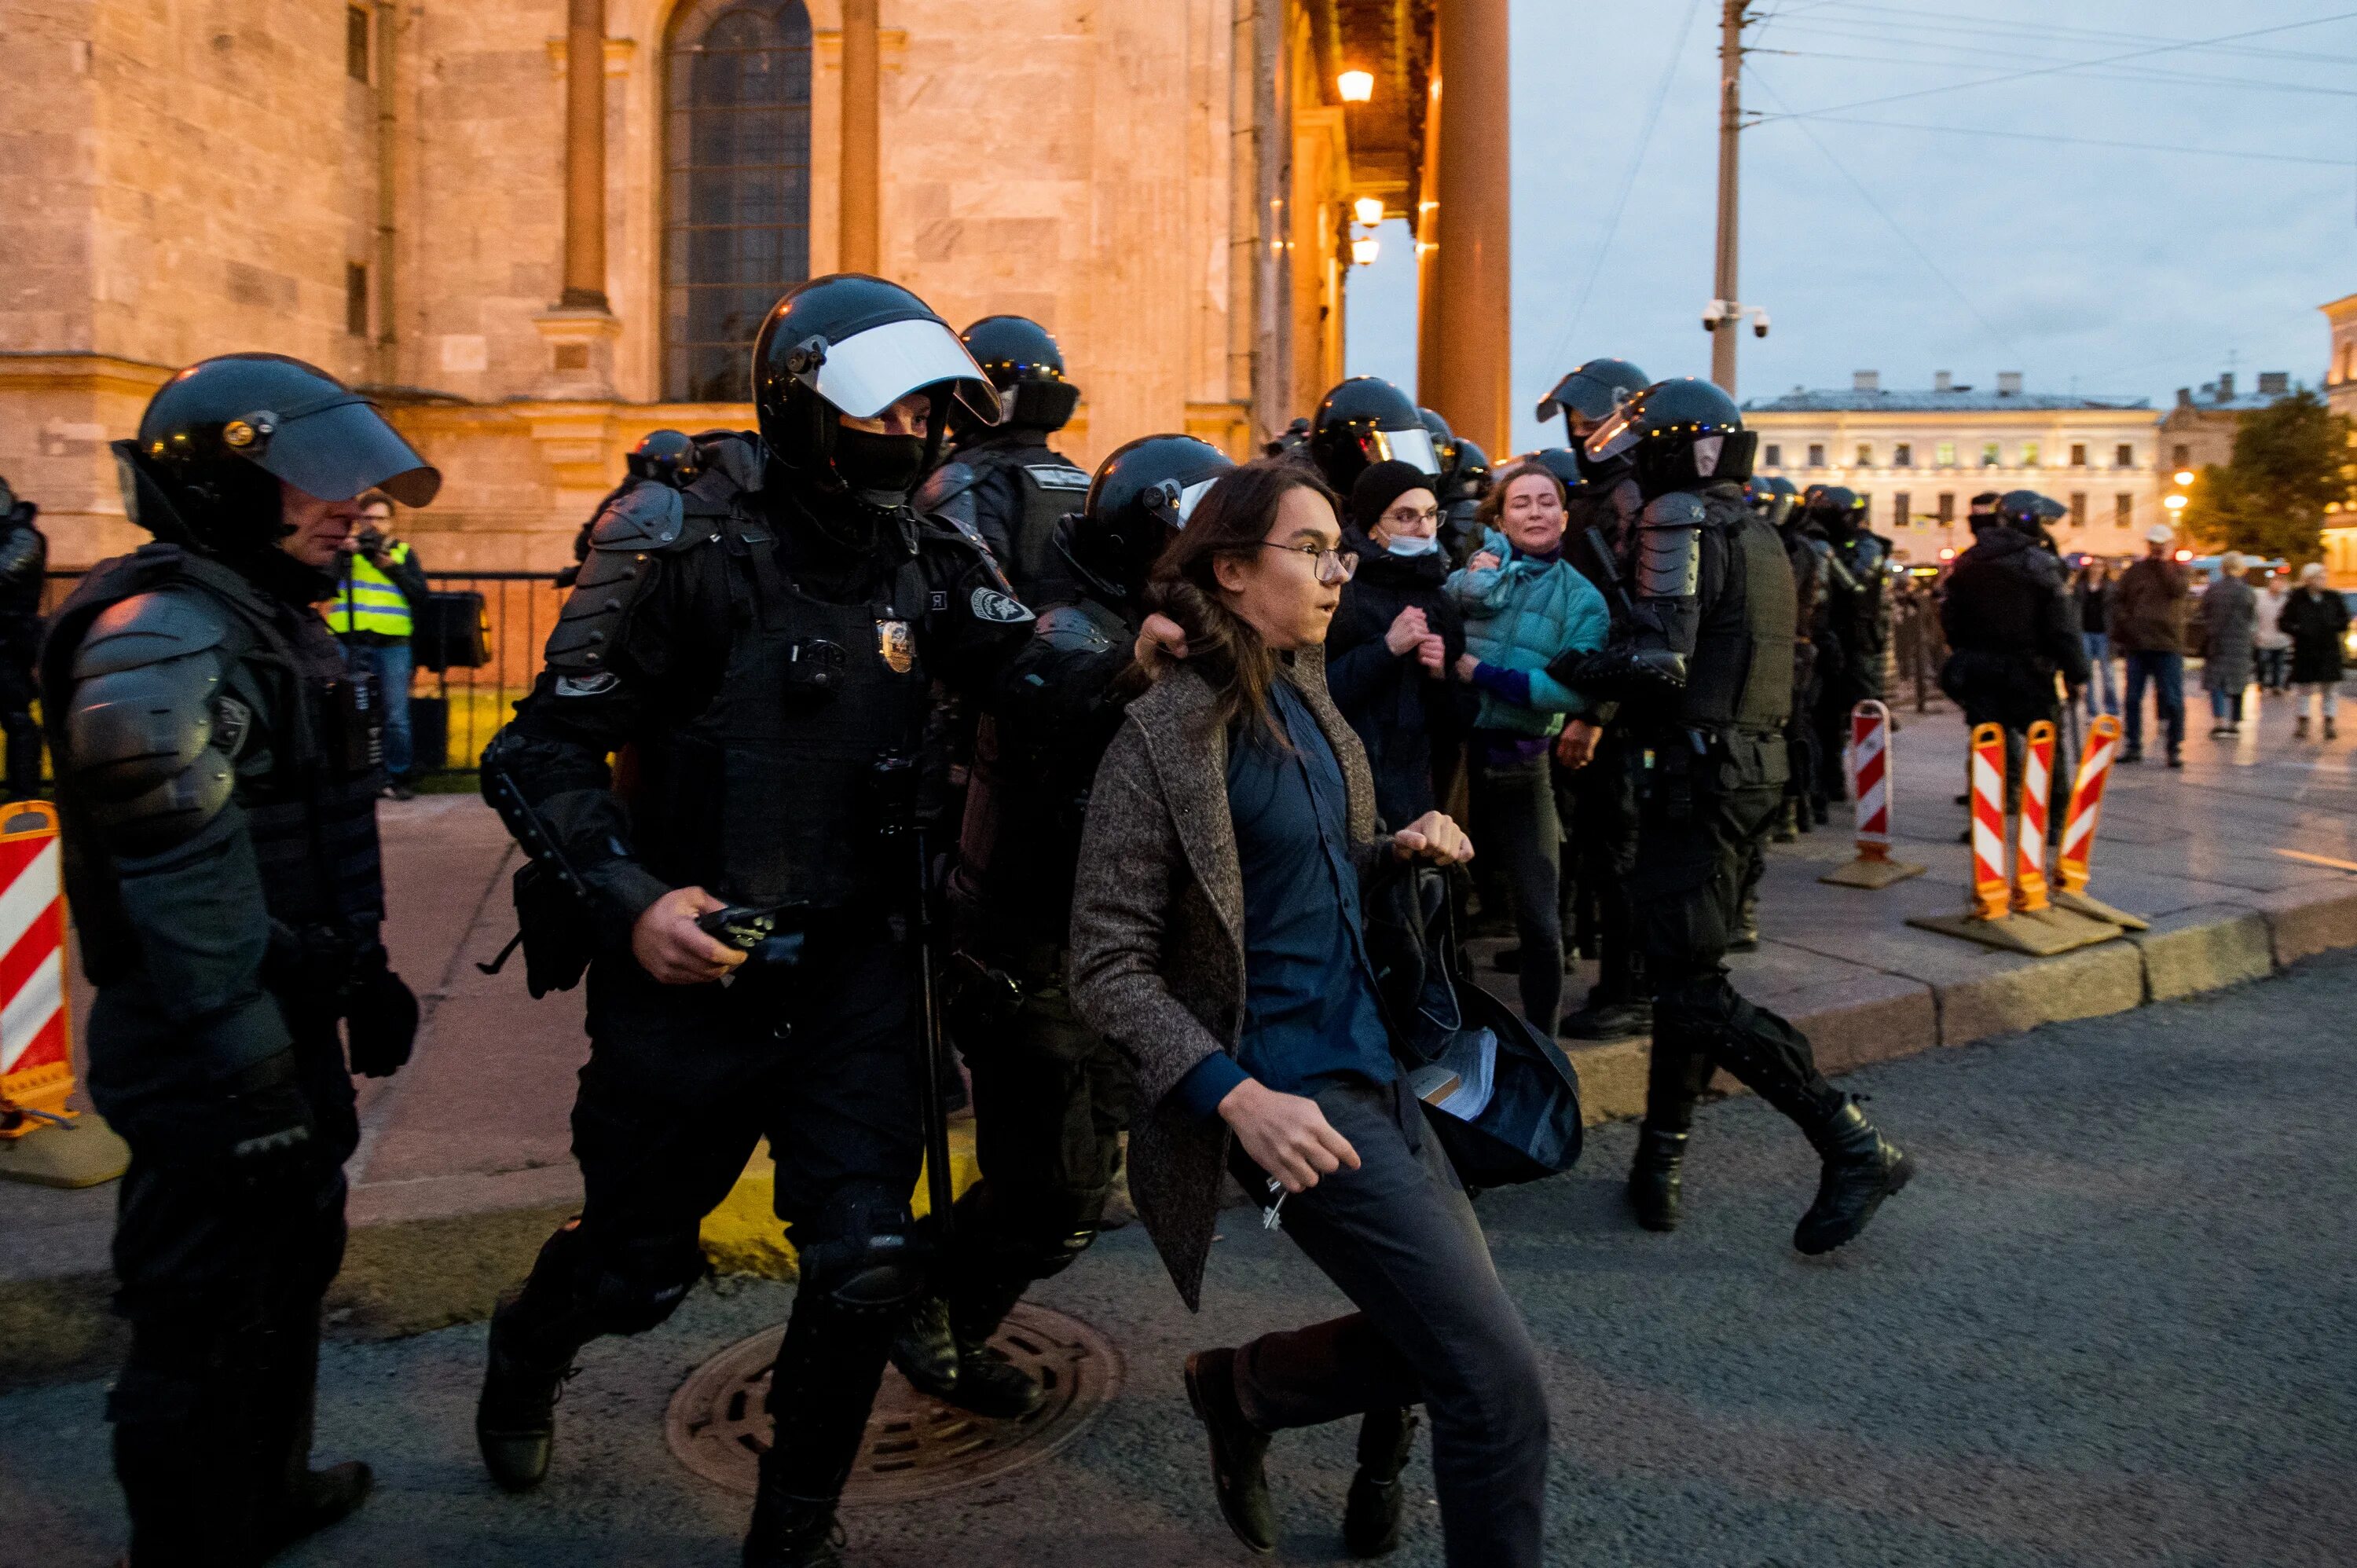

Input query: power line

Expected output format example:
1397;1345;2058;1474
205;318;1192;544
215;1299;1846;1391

1538;0;1706;379
1764;42;2357;101
1798;0;2357;68
1750;11;2357;125
1743;67;2026;361
1762;112;2357;168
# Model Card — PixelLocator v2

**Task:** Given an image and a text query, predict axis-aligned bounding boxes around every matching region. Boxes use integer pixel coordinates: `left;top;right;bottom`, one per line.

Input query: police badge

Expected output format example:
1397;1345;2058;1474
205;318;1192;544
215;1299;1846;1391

876;618;915;674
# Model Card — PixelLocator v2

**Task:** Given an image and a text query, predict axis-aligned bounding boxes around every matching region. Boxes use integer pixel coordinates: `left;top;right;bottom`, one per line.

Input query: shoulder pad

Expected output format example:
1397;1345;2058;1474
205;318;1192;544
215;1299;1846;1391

1640;493;1711;530
587;482;689;553
917;511;994;559
72;586;230;680
1020;462;1092;493
1035;602;1119;654
913;461;978;515
689;431;765;496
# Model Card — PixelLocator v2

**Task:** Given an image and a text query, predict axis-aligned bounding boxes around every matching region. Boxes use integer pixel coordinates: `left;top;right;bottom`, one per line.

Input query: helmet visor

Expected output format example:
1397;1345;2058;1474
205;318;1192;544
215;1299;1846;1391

1174;475;1221;527
812;317;1003;423
1369;425;1441;477
1582;403;1643;464
256;397;442;507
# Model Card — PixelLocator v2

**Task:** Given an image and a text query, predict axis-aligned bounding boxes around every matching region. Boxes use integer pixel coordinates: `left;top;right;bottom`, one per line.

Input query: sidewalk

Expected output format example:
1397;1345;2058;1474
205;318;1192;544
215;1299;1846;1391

7;687;2356;1387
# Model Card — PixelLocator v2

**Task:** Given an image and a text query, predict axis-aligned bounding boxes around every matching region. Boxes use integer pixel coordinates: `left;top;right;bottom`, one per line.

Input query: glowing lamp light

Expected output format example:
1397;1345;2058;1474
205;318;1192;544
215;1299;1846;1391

2163;493;2188;511
2174;469;2196;486
1353;196;1384;225
1338;69;1375;103
1938;548;1956;561
1351;236;1381;266
2175;548;2194;562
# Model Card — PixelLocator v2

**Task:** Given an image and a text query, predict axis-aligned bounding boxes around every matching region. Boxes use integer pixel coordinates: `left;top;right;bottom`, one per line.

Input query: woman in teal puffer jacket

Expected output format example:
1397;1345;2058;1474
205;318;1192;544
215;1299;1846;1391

1445;460;1609;1034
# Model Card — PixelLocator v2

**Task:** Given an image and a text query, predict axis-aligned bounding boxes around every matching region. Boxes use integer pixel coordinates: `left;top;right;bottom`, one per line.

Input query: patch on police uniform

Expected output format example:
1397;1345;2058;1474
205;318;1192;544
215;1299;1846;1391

877;618;916;674
969;586;1034;625
555;671;620;698
211;694;252;757
1024;463;1092;492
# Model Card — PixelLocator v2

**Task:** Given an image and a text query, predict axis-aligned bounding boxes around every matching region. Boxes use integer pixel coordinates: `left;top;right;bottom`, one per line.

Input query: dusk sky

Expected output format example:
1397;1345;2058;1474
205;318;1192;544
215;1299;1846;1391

1347;0;2357;455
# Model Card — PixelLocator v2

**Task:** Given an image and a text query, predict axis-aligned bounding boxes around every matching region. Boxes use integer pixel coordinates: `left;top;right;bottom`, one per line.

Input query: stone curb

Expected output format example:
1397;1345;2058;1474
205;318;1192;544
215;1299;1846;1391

1563;881;2354;1125
7;881;2353;1391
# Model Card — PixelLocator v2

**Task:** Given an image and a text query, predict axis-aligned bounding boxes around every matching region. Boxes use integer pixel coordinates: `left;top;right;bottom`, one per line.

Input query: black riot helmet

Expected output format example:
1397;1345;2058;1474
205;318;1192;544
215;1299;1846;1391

957;314;1081;439
1535;357;1650;435
1417;408;1459;478
1799;483;1868;539
752;275;1001;538
1524;448;1586;496
1748;474;1800;530
114;354;439;556
1308;376;1442;495
1056;434;1233;607
1444;435;1491;503
1996;489;2064;530
1582;377;1758;500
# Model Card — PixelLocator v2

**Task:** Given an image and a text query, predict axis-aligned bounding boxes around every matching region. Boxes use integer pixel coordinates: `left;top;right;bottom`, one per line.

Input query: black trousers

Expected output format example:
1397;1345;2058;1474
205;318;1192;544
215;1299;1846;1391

101;1003;356;1568
1228;1080;1549;1568
504;929;927;1505
1567;727;1645;1006
950;956;1135;1306
1626;731;1844;1135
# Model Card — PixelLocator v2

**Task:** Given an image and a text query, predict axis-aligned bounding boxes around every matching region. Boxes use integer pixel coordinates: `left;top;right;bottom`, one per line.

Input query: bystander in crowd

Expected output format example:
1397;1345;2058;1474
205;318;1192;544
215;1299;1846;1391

2073;556;2120;717
2198;553;2257;738
2255;571;2295;694
328;490;431;797
2111;525;2190;766
2281;562;2349;740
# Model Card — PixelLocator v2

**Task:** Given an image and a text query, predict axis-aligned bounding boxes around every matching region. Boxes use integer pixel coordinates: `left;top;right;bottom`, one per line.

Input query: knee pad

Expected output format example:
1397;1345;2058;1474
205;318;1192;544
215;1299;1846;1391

525;1217;699;1339
794;1192;925;1316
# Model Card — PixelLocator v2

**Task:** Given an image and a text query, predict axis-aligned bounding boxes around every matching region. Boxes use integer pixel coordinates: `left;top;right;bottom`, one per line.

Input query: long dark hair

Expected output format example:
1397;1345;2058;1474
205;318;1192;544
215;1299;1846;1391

1145;457;1341;741
1474;459;1568;541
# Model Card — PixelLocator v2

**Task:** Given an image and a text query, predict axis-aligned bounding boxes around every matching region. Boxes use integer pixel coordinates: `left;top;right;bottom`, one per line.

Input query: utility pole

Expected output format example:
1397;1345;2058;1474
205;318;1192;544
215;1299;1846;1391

1710;0;1744;395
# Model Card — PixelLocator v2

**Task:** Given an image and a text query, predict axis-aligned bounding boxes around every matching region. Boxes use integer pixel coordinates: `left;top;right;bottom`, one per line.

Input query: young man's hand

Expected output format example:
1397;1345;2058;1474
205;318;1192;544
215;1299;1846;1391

1392;810;1474;863
1218;1079;1361;1193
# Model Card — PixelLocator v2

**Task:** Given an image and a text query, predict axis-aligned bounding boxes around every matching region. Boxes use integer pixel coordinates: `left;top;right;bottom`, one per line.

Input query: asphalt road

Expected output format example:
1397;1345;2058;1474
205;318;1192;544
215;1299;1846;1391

8;951;2355;1568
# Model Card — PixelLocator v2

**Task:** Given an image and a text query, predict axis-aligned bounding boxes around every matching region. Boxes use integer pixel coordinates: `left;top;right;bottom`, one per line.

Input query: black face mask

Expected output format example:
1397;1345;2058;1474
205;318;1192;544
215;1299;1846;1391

832;426;929;504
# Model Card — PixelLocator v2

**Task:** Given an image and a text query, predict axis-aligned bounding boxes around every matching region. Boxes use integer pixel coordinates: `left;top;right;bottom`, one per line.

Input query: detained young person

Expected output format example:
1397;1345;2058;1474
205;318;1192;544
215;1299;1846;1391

1069;459;1550;1568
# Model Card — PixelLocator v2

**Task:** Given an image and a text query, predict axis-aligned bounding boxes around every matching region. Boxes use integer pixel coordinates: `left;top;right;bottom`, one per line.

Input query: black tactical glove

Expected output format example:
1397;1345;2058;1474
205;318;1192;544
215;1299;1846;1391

1546;644;1688;704
343;945;420;1078
221;1052;315;1171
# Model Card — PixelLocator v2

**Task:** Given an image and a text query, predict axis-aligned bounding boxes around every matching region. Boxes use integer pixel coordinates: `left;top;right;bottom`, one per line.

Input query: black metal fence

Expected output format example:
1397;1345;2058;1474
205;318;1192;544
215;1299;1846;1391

44;567;563;776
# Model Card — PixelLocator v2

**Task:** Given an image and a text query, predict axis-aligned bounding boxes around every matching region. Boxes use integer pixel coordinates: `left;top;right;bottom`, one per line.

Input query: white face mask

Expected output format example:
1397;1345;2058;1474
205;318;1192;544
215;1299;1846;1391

1384;533;1440;558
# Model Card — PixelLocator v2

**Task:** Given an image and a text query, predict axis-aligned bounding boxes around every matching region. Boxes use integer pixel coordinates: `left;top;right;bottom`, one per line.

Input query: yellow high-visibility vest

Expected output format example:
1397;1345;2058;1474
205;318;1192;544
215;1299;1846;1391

328;540;415;637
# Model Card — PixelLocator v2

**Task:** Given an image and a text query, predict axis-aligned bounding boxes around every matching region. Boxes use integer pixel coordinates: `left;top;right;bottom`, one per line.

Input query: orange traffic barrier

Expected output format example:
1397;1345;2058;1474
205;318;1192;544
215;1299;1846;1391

2011;720;2055;914
1967;723;2011;922
0;802;74;1139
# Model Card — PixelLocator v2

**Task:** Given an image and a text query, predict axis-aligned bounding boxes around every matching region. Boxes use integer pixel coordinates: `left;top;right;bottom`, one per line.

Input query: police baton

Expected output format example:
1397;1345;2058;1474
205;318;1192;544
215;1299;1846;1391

871;753;958;1244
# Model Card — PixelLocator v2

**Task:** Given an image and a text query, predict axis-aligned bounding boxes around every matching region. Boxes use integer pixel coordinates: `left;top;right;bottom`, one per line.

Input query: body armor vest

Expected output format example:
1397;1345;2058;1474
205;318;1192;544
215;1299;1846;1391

962;438;1089;593
629;490;933;910
1678;489;1798;734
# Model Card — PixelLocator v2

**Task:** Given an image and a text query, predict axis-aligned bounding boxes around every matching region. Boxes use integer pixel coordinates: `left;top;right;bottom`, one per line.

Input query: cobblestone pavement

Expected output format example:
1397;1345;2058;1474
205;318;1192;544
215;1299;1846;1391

8;947;2353;1568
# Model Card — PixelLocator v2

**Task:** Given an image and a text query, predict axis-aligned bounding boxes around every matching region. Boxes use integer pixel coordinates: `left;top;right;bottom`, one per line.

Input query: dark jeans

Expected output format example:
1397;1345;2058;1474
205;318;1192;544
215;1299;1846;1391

338;638;413;779
1228;1080;1549;1568
2121;650;2186;757
1627;731;1842;1134
1469;746;1563;1034
2256;646;2291;692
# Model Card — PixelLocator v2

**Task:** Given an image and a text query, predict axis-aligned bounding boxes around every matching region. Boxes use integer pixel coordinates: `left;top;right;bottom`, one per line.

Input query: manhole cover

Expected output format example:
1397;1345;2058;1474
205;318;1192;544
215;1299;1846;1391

665;1302;1121;1504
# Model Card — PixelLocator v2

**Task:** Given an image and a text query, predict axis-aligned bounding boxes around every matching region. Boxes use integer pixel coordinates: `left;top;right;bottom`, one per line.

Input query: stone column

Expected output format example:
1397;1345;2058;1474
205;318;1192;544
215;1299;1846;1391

537;0;619;398
1422;0;1511;459
560;0;609;310
839;0;882;274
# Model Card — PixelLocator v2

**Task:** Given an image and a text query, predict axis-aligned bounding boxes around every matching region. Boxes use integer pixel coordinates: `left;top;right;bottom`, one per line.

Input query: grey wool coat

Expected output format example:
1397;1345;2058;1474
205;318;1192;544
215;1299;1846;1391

1067;647;1395;1310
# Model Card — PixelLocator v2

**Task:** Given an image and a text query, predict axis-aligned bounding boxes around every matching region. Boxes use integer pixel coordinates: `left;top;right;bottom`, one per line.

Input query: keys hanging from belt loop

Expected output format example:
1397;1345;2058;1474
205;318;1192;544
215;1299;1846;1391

1261;1177;1287;1232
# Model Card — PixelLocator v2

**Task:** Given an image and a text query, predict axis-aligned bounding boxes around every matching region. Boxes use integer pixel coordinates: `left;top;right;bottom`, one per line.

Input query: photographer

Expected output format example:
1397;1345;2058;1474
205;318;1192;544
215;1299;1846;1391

328;491;430;798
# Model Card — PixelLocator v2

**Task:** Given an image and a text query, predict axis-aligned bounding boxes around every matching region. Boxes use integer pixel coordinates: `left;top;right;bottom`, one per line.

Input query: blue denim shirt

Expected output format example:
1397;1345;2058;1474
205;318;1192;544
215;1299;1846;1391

1174;678;1397;1119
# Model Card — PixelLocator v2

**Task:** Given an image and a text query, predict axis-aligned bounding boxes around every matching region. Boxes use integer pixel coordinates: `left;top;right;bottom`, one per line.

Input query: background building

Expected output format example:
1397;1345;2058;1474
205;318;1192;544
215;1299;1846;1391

2324;292;2357;422
2157;369;2297;478
0;0;1516;570
1746;372;2156;561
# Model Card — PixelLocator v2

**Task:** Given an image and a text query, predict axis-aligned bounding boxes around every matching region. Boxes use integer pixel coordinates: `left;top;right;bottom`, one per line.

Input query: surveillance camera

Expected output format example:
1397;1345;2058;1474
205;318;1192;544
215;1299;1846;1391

1753;313;1770;339
1702;316;1717;333
1700;301;1726;331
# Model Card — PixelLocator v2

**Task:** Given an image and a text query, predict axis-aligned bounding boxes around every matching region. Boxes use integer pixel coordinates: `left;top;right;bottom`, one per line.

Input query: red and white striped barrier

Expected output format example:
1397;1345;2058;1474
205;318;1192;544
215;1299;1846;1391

2058;715;2121;896
1967;722;2011;921
1820;701;1926;888
0;804;74;1140
2011;720;2055;914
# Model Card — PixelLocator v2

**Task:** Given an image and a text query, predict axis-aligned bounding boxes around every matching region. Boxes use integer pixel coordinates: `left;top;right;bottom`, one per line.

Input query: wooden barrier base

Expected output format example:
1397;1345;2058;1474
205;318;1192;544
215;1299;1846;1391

1820;855;1928;890
0;1113;130;1189
1906;906;2128;955
2052;889;2150;932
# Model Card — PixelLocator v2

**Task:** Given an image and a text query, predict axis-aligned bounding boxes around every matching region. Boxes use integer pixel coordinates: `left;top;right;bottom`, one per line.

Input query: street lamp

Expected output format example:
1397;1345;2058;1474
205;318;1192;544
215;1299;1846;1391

2173;469;2195;487
2164;493;2187;511
1351;236;1381;266
1352;196;1384;225
1337;70;1374;103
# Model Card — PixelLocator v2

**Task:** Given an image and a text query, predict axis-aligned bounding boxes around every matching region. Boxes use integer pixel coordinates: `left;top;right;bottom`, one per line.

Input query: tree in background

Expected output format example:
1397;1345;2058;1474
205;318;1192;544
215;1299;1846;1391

2183;389;2356;566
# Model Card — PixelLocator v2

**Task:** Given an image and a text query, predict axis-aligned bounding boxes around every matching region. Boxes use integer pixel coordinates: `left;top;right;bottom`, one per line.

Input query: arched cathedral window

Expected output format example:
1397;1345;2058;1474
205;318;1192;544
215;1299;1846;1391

663;0;812;401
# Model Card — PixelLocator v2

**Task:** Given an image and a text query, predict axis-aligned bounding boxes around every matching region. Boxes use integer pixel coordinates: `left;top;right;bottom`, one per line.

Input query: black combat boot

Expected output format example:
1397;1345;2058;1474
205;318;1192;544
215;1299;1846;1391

255;1305;372;1556
475;1292;581;1493
1626;1126;1689;1232
891;1280;1047;1420
1794;1098;1914;1255
1560;995;1652;1042
742;1456;847;1568
1184;1347;1274;1555
1728;889;1761;952
1341;1407;1418;1558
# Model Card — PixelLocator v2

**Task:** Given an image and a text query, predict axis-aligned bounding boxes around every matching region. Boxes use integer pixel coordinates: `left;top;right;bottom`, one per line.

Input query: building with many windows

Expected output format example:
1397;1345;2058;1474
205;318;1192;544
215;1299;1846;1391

0;0;1519;570
2326;292;2357;423
2156;369;2297;479
1745;372;2158;561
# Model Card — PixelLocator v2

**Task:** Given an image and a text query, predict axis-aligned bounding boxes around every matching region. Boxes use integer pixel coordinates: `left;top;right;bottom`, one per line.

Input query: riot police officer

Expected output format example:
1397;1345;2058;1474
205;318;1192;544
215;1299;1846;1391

913;314;1091;595
472;276;1072;1567
0;476;48;799
1434;429;1490;566
45;354;429;1564
1801;484;1884;810
892;434;1235;1419
1547;379;1912;1250
1306;376;1442;496
1538;358;1653;1042
1731;474;1817;948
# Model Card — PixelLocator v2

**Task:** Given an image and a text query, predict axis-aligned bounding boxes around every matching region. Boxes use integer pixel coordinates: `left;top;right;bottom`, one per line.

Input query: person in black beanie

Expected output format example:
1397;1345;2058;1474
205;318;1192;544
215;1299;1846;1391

1325;460;1469;829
